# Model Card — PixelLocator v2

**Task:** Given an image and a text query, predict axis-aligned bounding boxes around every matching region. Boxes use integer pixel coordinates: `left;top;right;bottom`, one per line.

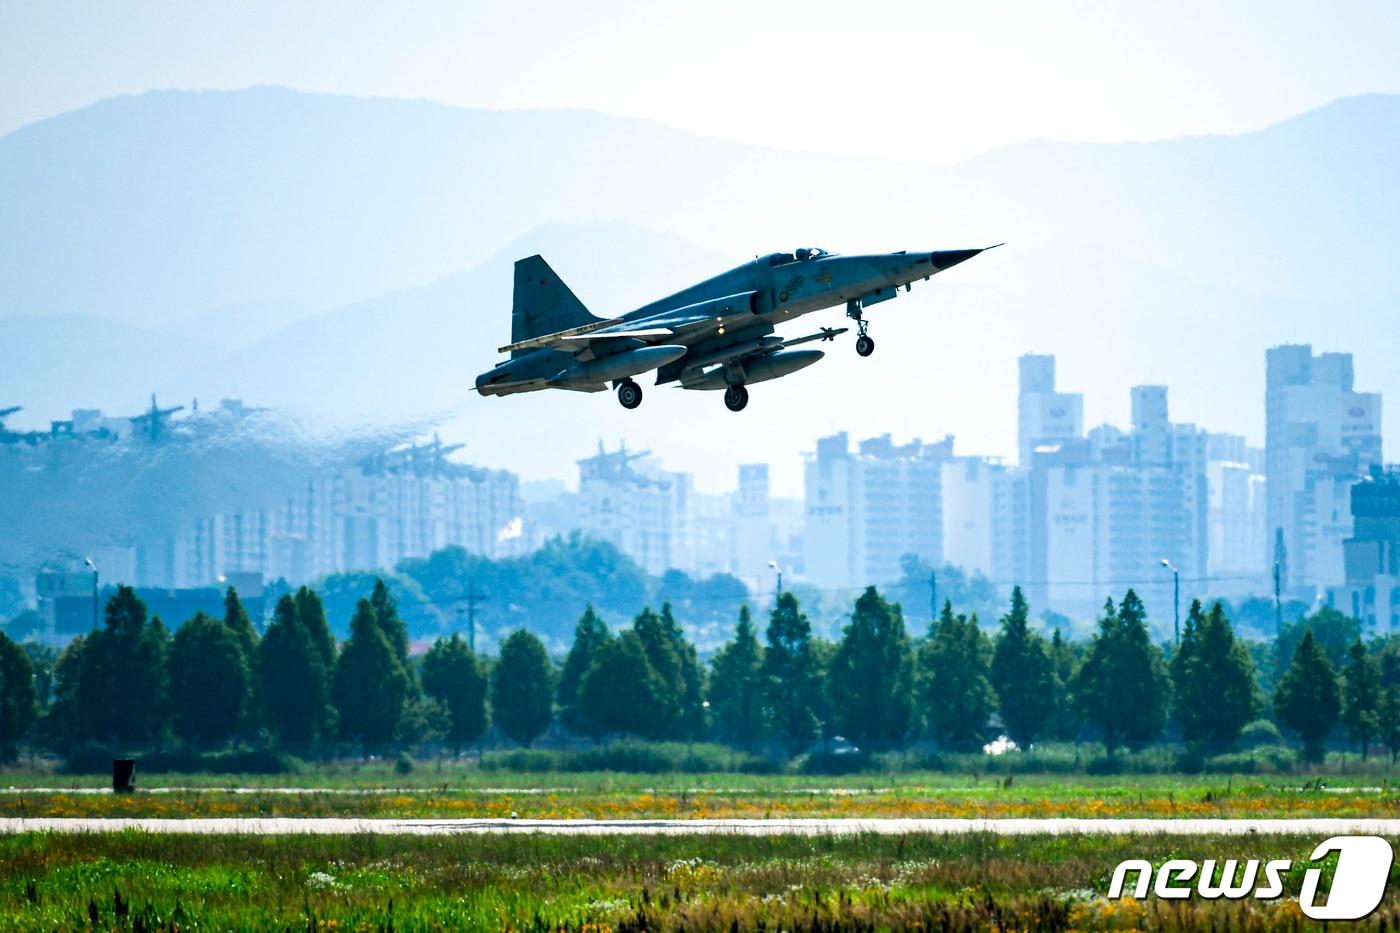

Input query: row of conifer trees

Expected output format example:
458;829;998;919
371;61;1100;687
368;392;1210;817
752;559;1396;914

10;578;1396;765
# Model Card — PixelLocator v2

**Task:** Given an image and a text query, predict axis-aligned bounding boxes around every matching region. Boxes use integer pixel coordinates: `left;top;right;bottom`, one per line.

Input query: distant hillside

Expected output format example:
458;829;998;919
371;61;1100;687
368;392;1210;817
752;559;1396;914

2;88;1397;484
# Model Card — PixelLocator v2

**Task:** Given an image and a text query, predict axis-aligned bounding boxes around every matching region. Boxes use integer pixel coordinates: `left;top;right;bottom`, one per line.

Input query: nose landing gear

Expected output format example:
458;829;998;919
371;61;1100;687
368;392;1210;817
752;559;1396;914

847;300;875;357
724;384;749;412
617;379;643;409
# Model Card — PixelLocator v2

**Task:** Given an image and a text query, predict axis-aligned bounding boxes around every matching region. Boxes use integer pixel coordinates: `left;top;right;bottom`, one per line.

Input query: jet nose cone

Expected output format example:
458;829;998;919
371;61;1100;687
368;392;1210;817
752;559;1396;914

928;247;990;272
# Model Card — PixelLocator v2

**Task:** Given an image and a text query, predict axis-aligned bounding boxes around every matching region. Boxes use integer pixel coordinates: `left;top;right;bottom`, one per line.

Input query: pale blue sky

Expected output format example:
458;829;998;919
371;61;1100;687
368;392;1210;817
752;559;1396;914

4;0;1400;162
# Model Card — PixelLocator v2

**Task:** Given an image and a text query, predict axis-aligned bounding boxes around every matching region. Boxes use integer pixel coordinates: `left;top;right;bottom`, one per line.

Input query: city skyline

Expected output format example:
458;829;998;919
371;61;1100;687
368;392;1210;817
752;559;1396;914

10;342;1390;637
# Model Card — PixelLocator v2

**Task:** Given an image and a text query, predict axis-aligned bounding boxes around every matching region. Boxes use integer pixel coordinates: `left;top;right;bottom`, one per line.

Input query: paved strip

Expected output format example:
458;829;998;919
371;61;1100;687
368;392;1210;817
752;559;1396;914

2;817;1399;836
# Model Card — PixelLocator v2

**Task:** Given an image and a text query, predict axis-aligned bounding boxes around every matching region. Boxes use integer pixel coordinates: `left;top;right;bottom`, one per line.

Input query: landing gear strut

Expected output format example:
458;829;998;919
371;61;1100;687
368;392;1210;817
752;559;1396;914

724;384;749;412
617;379;643;409
847;301;875;357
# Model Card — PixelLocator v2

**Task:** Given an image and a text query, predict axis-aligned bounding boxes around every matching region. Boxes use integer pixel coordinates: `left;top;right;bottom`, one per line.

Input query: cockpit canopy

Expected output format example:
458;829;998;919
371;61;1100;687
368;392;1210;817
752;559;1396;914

767;247;829;266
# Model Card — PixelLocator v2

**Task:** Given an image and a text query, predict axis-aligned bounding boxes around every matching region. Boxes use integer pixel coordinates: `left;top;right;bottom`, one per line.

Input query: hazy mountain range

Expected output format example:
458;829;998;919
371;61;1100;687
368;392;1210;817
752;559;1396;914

2;87;1395;493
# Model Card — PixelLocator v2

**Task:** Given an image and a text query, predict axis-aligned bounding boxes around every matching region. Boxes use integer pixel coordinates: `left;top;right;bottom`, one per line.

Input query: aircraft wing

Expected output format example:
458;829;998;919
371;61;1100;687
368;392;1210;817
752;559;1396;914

497;291;757;354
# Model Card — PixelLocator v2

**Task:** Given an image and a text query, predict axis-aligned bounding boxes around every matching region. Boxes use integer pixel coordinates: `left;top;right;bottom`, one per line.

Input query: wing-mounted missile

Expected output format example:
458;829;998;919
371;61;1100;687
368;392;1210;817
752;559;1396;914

773;326;848;349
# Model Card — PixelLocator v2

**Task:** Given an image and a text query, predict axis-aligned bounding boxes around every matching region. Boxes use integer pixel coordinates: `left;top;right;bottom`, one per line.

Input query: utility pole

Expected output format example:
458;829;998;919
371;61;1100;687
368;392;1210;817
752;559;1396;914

929;570;937;620
1273;528;1287;642
84;557;98;633
1159;558;1179;646
462;581;487;653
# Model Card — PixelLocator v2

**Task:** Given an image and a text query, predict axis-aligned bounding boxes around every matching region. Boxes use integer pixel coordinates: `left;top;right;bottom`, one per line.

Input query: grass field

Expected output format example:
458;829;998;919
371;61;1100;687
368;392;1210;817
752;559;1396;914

0;830;1393;931
0;770;1396;820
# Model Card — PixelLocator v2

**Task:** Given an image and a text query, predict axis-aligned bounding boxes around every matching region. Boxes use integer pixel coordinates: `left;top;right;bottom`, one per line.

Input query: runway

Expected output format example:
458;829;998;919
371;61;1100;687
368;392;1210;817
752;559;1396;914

2;817;1399;836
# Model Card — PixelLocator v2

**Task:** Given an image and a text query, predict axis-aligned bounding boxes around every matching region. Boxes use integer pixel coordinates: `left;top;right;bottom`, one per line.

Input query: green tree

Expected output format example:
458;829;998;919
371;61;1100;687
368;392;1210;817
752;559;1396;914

78;585;170;744
421;633;488;752
660;604;706;739
1378;683;1400;764
333;598;411;746
1071;591;1170;752
557;606;610;736
710;605;765;746
1044;628;1081;741
631;607;685;736
1273;628;1341;762
22;642;56;709
922;601;995;746
761;591;822;751
39;635;85;750
1379;644;1400;763
491;629;554;747
295;586;336;672
829;587;915;747
369;579;410;669
989;587;1055;746
0;630;35;751
170;613;248;746
1277;607;1359;673
222;587;259;661
1340;639;1380;757
1170;600;1258;748
257;594;334;746
578;629;671;738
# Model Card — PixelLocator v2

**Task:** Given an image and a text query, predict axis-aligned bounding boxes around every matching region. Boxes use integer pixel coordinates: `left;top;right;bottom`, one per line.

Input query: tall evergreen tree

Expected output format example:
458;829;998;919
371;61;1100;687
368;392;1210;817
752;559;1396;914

1170;600;1257;747
222;586;259;660
1071;591;1170;752
761;591;822;751
558;606;611;735
0;630;35;752
710;605;765;746
257;594;334;746
40;634;85;750
421;633;489;752
491;629;554;747
660;603;707;738
922;601;995;746
829;587;915;746
222;586;260;734
1044;628;1081;741
333;598;410;746
1341;639;1380;758
989;587;1055;746
1379;645;1400;763
1273;628;1341;762
632;607;684;735
1379;687;1400;764
170;613;248;746
370;579;410;668
578;629;671;738
294;586;336;673
77;586;170;744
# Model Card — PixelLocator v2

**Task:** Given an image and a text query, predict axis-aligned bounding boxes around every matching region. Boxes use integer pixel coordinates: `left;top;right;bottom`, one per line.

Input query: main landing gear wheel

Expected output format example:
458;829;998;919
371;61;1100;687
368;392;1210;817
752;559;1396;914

724;384;749;412
617;380;643;409
855;334;875;357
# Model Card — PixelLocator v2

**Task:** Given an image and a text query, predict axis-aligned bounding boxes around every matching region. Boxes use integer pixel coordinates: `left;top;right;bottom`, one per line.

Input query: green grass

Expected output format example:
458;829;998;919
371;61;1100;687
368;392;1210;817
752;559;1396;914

0;831;1393;931
0;768;1396;819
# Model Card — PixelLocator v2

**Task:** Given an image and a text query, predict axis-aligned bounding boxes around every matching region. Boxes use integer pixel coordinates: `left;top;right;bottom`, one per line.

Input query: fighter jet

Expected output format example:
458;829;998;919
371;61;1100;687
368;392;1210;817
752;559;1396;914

475;244;995;412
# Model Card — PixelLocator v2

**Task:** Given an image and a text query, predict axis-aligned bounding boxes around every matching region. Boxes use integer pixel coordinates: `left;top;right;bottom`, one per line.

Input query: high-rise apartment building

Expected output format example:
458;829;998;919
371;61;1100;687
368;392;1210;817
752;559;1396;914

1018;354;1084;466
1329;466;1400;634
1266;345;1383;594
804;433;949;589
576;442;691;577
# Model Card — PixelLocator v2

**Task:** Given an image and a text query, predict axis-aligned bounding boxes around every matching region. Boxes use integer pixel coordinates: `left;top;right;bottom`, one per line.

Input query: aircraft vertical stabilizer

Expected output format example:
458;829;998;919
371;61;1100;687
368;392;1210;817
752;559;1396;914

511;256;602;355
